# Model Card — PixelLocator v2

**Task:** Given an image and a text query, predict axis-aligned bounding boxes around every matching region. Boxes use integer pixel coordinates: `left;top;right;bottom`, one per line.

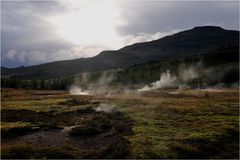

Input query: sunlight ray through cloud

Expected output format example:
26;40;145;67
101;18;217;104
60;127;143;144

47;1;123;48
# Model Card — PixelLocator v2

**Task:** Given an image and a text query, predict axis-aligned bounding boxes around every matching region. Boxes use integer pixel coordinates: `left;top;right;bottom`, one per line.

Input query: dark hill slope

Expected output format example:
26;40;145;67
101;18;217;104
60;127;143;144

2;26;239;79
115;46;239;86
119;26;238;57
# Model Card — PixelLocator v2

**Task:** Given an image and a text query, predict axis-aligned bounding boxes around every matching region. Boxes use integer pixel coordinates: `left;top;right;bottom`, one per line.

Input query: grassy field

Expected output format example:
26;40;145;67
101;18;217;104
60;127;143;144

1;88;239;159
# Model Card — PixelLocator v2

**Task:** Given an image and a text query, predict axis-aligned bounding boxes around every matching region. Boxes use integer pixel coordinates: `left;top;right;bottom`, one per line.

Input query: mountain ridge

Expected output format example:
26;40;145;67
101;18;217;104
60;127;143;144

2;26;239;78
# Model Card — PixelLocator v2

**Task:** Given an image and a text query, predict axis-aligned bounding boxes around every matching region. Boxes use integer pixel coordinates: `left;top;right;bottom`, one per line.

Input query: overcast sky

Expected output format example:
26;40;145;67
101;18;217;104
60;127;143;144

1;1;239;67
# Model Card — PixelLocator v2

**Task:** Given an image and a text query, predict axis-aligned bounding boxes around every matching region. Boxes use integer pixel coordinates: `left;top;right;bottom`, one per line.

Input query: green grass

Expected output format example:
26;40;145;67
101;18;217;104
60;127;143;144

1;99;67;111
111;93;239;158
1;121;33;129
1;98;96;113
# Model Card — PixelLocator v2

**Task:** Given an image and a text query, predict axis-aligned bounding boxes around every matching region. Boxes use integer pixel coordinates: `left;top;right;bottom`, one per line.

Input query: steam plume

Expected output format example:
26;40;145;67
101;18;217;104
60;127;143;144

138;65;200;91
69;71;115;95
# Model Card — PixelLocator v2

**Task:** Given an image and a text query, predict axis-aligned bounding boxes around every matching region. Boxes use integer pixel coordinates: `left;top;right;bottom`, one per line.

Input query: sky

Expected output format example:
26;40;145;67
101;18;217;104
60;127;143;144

1;0;239;68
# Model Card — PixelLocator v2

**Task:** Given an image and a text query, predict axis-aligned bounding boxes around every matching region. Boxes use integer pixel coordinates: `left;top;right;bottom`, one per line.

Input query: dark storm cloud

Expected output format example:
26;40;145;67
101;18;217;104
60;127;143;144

117;1;239;35
2;1;67;16
1;1;75;66
1;1;239;67
1;1;73;51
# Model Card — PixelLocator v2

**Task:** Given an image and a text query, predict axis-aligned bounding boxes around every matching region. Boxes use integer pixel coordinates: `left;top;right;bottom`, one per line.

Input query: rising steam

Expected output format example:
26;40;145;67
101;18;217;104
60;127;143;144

69;71;115;95
95;103;116;113
138;65;200;91
138;70;178;91
69;62;238;94
69;85;90;95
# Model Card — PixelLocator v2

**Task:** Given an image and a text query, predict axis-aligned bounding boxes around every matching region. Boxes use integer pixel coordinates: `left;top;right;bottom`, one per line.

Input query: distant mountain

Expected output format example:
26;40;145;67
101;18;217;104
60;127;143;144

114;45;239;87
119;26;238;57
2;26;239;79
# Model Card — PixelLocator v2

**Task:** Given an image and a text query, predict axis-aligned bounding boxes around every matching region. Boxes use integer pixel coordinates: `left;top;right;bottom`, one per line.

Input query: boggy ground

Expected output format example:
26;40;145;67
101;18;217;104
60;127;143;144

1;89;132;159
1;88;239;159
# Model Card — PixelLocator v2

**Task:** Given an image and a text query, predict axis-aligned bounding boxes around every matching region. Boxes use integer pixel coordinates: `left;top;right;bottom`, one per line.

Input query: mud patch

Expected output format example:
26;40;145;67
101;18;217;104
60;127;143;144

1;144;76;159
1;107;132;159
58;98;90;106
1;109;54;123
1;126;40;139
1;108;94;127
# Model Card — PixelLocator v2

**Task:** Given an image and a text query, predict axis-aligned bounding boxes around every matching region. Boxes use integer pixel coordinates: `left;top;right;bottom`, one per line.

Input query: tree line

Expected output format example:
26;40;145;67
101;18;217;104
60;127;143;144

1;77;73;90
